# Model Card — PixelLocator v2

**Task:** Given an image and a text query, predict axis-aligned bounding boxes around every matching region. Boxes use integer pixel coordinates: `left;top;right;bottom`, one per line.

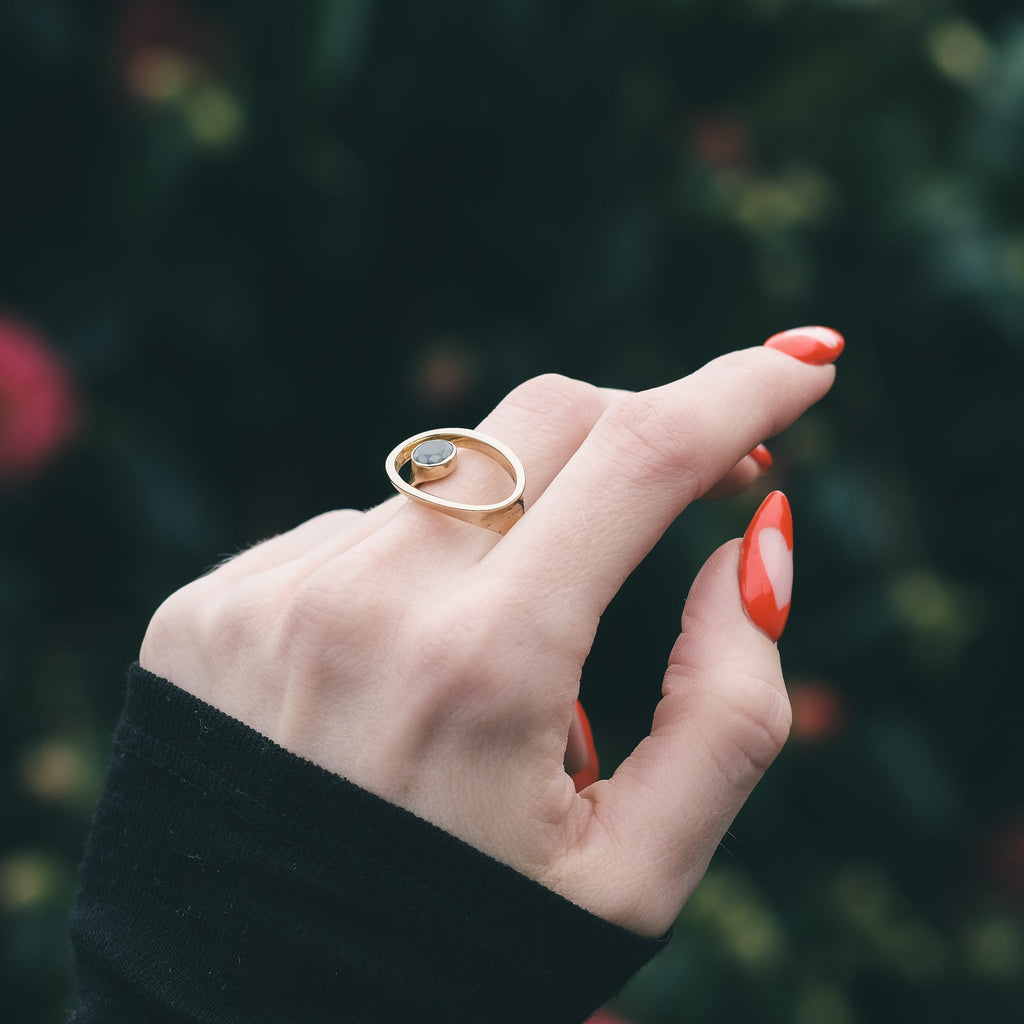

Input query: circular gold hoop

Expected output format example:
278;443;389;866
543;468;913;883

386;428;526;535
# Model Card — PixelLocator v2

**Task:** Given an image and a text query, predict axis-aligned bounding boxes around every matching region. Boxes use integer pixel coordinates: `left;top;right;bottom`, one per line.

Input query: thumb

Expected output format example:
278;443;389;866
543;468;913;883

579;492;795;937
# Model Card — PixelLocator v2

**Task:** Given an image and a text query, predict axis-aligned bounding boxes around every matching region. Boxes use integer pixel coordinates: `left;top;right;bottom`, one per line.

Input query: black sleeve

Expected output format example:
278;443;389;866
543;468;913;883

69;664;667;1024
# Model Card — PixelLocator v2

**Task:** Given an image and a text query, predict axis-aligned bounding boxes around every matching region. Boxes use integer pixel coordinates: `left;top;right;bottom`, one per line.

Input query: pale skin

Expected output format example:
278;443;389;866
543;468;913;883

140;344;836;939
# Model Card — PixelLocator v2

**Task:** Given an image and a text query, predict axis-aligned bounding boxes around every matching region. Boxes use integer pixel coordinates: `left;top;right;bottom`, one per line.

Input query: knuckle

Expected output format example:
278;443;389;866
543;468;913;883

279;555;395;656
598;391;709;487
407;594;499;688
209;576;280;650
400;586;532;728
503;374;606;439
505;373;587;414
139;577;217;672
708;671;792;786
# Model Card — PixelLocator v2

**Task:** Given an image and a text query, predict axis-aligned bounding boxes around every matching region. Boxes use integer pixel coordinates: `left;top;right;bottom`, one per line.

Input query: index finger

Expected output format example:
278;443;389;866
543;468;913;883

485;341;841;635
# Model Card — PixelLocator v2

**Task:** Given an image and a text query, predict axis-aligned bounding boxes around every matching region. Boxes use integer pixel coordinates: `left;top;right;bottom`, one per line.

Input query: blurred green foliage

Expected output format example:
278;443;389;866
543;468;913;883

1;1;1022;1020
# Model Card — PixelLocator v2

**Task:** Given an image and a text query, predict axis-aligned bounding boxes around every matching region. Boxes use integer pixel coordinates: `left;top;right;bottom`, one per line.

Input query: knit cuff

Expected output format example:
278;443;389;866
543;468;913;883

70;664;667;1024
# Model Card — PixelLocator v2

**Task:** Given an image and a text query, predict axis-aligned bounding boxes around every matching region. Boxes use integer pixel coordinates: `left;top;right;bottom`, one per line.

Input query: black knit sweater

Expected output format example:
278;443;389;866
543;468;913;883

69;665;666;1023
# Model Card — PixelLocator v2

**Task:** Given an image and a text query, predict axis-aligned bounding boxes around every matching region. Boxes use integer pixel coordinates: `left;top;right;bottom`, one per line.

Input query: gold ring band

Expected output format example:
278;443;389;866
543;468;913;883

386;428;526;535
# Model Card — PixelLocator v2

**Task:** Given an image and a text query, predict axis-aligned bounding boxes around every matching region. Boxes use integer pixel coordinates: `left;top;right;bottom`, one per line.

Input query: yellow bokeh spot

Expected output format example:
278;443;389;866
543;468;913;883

20;740;83;802
887;569;987;674
183;84;246;149
685;867;789;972
717;164;837;236
926;19;992;85
0;852;59;911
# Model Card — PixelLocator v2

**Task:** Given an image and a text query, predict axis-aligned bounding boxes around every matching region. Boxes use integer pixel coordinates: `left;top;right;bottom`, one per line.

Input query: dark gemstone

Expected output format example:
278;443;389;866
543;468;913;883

412;439;456;467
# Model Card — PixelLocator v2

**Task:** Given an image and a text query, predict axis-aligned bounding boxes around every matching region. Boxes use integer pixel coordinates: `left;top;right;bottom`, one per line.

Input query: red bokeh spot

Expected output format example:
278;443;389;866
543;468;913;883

0;317;79;483
789;678;846;743
691;114;752;170
116;0;224;100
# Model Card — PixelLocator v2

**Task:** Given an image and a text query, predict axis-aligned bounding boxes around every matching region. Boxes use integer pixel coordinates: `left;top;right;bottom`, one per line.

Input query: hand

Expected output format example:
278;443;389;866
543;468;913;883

139;328;842;938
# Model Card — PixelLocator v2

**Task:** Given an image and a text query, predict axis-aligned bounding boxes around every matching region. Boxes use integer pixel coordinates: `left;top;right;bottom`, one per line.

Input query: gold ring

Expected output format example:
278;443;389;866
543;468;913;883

386;428;526;535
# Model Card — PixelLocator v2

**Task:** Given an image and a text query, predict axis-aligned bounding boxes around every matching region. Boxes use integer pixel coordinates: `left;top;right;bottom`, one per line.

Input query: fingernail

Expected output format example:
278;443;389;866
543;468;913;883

739;490;793;642
748;444;773;471
764;326;845;365
569;700;600;791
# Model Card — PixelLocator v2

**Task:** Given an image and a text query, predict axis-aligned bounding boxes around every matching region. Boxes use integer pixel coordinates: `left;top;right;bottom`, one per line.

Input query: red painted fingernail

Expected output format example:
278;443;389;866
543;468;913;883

748;444;773;470
739;490;793;642
764;326;845;365
570;700;600;792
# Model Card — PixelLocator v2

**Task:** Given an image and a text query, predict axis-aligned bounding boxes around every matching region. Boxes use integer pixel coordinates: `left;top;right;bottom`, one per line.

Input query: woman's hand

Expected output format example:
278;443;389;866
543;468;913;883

139;328;842;939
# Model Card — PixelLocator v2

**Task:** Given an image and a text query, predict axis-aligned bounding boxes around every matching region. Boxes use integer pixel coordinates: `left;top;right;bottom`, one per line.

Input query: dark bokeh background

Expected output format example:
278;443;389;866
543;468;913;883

1;1;1022;1021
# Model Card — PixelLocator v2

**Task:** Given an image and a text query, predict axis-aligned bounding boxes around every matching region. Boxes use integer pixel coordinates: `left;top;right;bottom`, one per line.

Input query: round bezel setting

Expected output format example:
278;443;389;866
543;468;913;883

411;438;457;469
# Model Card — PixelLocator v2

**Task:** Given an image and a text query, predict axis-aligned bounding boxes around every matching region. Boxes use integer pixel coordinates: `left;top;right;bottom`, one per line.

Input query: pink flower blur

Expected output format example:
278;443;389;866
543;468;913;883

0;317;78;483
